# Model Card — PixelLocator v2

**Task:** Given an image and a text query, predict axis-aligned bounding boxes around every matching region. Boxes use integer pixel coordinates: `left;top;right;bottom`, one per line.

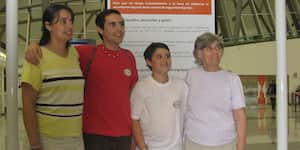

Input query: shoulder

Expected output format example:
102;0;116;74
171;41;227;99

186;66;202;76
132;76;152;92
121;47;132;52
121;48;137;66
172;76;186;85
171;76;188;90
221;70;240;80
39;47;53;60
68;46;78;54
219;71;243;88
74;44;94;54
74;44;94;50
121;48;134;56
69;46;87;60
40;46;49;54
185;67;205;81
135;76;151;87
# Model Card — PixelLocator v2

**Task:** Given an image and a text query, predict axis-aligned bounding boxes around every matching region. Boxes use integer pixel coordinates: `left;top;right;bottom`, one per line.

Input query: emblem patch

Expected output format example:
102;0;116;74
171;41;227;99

173;100;181;109
123;68;132;77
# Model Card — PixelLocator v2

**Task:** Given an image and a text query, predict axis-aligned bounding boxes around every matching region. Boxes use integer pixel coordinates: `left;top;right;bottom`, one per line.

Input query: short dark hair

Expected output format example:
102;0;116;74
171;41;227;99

144;42;170;70
95;9;122;40
39;4;74;46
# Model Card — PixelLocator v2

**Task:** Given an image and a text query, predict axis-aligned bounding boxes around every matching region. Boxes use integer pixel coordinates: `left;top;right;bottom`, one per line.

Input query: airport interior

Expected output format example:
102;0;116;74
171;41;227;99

1;0;300;149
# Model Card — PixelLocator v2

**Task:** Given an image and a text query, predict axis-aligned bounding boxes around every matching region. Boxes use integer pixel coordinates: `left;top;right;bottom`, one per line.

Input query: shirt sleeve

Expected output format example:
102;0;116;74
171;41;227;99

180;81;189;115
75;45;93;73
128;51;138;91
180;81;189;135
21;59;42;91
231;75;246;109
130;82;144;120
184;70;191;86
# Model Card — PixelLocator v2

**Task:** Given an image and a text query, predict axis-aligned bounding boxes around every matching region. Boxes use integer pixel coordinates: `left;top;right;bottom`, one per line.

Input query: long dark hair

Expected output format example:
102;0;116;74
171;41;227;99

39;4;74;46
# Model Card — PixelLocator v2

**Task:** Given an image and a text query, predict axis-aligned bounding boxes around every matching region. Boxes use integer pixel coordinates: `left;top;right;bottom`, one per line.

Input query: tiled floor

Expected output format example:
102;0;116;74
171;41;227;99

245;105;300;149
1;105;300;150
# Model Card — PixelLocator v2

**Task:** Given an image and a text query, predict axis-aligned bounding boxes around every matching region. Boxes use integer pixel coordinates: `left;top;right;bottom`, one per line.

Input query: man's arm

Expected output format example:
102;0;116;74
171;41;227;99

233;108;247;150
25;42;42;65
22;83;42;150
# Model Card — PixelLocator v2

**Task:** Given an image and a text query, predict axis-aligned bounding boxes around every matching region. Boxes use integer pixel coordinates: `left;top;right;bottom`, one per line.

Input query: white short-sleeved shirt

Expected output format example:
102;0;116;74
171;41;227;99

131;76;188;150
184;67;245;146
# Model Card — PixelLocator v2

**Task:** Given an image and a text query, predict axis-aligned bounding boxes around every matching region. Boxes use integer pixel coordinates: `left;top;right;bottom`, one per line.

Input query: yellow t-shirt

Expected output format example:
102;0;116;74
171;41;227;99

21;46;84;137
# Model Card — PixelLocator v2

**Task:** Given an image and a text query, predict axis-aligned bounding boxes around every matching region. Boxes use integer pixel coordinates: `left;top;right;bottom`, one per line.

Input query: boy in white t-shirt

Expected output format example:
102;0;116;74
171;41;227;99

131;42;188;150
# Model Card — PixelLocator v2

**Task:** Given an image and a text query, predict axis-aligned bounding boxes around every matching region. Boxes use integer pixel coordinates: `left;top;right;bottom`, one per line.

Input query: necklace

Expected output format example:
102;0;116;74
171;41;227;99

102;48;122;60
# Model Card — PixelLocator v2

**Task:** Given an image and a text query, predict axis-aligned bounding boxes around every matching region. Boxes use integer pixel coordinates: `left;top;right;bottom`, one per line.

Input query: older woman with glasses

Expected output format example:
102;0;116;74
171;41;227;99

184;32;247;150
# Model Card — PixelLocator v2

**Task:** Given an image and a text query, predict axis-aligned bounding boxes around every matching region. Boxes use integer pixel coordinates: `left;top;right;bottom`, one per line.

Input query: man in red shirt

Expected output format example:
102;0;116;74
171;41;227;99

78;9;138;150
25;9;138;150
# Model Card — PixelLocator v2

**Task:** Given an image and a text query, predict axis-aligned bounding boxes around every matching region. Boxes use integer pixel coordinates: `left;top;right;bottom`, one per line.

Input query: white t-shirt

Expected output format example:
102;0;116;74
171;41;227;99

131;75;188;150
184;67;245;146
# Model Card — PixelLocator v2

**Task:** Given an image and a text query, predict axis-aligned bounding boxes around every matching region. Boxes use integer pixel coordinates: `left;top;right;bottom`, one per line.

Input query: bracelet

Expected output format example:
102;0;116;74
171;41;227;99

31;144;41;150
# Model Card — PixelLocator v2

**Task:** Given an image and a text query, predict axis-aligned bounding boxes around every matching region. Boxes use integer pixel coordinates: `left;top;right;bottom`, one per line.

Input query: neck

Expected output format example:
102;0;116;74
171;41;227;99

46;40;68;57
202;65;221;72
103;41;120;51
152;72;169;83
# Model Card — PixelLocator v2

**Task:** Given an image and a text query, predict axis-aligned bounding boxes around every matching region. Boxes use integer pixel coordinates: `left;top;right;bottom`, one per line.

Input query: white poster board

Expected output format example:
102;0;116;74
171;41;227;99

107;0;215;78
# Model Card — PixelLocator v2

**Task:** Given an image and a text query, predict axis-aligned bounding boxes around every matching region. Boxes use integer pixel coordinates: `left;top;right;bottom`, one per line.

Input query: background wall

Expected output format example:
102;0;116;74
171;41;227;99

1;0;300;111
221;38;300;101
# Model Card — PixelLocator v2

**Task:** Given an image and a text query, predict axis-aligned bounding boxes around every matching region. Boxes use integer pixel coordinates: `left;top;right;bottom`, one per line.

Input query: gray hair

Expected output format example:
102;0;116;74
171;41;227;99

193;32;223;64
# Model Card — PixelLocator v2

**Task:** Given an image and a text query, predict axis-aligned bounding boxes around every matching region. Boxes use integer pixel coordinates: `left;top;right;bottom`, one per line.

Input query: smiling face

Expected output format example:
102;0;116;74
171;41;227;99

46;9;73;43
97;13;125;49
146;48;171;75
196;40;223;71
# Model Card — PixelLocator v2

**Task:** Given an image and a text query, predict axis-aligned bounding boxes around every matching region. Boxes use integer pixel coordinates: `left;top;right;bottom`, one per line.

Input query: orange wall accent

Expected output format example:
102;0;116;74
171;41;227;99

110;0;211;14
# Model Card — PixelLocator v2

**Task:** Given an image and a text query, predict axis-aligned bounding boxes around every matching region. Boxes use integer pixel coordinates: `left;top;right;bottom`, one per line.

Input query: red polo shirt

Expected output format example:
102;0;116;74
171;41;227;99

76;44;138;136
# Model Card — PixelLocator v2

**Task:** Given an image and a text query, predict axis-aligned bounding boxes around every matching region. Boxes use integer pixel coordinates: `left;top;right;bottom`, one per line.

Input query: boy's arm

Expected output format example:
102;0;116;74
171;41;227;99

132;119;148;150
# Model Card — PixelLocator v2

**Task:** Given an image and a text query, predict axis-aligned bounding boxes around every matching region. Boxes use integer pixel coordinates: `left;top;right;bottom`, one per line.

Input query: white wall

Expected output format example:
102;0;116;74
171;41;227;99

221;38;300;96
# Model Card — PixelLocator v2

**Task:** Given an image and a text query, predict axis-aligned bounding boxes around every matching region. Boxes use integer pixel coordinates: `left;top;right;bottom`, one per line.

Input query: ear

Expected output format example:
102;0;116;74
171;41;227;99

195;49;202;61
96;26;103;34
45;21;52;31
146;59;152;68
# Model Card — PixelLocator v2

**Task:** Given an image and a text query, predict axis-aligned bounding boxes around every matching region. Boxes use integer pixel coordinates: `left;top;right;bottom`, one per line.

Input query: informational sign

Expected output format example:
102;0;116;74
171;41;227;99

107;0;215;78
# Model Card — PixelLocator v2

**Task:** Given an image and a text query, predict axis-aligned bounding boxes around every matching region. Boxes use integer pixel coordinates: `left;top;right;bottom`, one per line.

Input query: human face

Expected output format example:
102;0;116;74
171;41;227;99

46;9;73;43
98;13;125;48
146;48;171;75
197;40;223;71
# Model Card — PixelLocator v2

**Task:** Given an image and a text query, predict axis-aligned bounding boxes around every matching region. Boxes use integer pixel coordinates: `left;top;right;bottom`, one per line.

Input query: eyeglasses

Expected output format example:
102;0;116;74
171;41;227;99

203;44;222;52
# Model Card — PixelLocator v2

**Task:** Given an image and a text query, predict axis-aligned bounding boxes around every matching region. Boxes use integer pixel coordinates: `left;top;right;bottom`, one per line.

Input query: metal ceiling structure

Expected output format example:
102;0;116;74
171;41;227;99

0;0;105;51
0;0;300;50
216;0;300;46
